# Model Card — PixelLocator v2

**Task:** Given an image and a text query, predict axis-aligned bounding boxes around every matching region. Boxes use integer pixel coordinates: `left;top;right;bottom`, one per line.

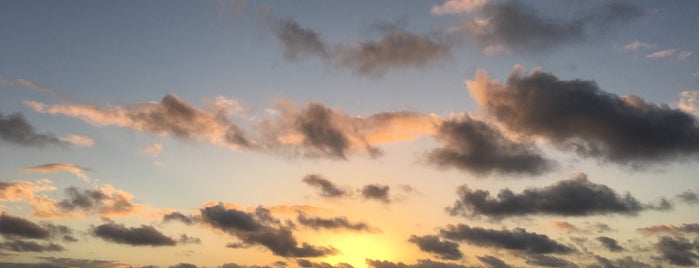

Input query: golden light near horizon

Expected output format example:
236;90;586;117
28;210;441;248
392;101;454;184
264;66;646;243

320;234;399;268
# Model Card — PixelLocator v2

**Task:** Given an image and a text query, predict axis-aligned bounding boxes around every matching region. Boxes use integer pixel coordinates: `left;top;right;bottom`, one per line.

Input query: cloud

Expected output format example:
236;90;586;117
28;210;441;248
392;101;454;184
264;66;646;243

524;255;578;268
678;91;699;117
0;179;60;218
431;0;488;15
654;236;699;266
0;112;67;147
549;221;583;233
447;174;653;218
361;184;391;203
366;259;467;268
272;16;453;77
0;213;72;242
296;259;353;268
60;134;95;147
142;143;163;155
439;224;574;254
593;255;653;268
646;49;693;61
92;222;177;246
426;114;554;175
677;190;699;205
37;257;128;268
0;78;63;99
638;223;699;236
408;235;463;260
596;236;624;252
302;174;348;198
58;185;140;217
622;40;653;52
177;234;202;244
199;203;337;257
170;264;197;268
22;163;92;182
162;212;199;225
477;255;511;268
29;94;252;149
467;66;699;165
460;1;641;54
296;213;377;233
0;240;64;252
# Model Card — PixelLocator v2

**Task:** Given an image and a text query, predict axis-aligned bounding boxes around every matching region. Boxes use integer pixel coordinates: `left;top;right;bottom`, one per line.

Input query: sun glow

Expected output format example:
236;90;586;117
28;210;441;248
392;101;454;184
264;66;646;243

321;234;399;268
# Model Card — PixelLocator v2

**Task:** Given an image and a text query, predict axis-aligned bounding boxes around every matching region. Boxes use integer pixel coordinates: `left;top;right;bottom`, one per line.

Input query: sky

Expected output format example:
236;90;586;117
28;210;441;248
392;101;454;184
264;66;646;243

1;0;699;267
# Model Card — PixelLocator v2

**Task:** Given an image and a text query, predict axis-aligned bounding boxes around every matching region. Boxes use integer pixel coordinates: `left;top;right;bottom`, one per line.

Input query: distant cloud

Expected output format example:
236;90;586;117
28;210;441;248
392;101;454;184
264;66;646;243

408;235;463;260
439;224;574;254
467;66;699;166
38;257;128;268
426;114;554;175
477;255;511;268
366;259;467;268
199;203;337;257
431;0;488;15
0;240;64;252
0;78;63;99
593;255;653;268
296;213;377;233
361;184;391;203
646;49;693;61
622;40;653;52
162;212;199;225
296;259;353;268
142;143;163;156
447;174;652;218
549;221;583;233
92;222;176;246
459;1;641;54
654;236;698;266
0;112;67;147
676;190;699;205
524;255;578;268
60;134;95;147
638;223;699;236
597;236;624;252
177;234;201;245
22;163;92;182
302;174;349;198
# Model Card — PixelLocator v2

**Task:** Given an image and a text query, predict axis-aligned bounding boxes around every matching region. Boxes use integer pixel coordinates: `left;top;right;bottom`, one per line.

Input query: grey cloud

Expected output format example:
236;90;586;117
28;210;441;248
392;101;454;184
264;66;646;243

361;184;391;203
462;1;641;54
593;255;653;268
92;222;177;246
162;211;199;225
524;255;578;267
294;103;351;159
170;264;197;268
654;236;698;266
477;255;512;268
468;67;699;166
297;213;377;233
638;223;699;235
296;259;353;268
177;234;201;244
0;240;64;252
58;186;136;216
366;259;467;268
597;236;624;252
408;235;463;260
427;115;554;175
302;174;348;198
447;174;648;218
200;203;337;257
37;257;127;268
677;190;699;205
0;112;66;147
440;224;574;254
0;212;50;239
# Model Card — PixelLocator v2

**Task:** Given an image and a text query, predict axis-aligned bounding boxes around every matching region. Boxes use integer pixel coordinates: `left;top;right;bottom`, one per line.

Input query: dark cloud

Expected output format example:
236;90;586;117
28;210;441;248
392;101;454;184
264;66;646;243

92;222;176;246
593;255;653;268
0;112;66;147
0;240;64;252
38;257;127;268
461;1;641;54
447;174;648;218
162;212;199;225
200;203;337;257
0;212;50;239
302;174;348;198
427;115;554;175
170;264;197;268
597;236;624;252
468;67;699;166
58;186;137;217
366;259;467;268
654;236;698;266
297;213;377;232
477;255;512;268
677;190;699;205
524;255;578;267
361;184;391;203
177;234;201;244
638;223;699;235
439;224;573;254
294;103;352;159
274;18;329;61
408;235;463;260
296;259;353;268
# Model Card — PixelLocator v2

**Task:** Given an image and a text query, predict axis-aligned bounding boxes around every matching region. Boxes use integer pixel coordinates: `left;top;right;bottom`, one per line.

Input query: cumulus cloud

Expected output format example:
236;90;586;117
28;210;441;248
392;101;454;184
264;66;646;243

477;255;511;268
366;259;467;268
361;184;391;203
638;223;699;236
467;66;699;166
0;240;64;252
0;180;60;218
92;222;177;246
447;174;652;218
426;114;554;175
22;163;92;182
439;224;574;254
199;203;337;257
302;174;348;198
296;213;377;233
58;185;139;217
654;236;699;266
431;0;488;15
596;236;624;252
524;255;578;267
0;112;67;147
408;235;463;260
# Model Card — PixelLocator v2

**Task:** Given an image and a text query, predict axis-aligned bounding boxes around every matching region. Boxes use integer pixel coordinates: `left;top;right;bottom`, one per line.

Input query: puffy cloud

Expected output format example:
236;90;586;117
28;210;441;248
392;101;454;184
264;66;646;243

426;114;554;175
366;259;467;268
0;112;67;147
431;0;488;15
0;180;60;218
92;222;177;246
638;223;699;236
440;224;574;254
596;236;624;252
467;66;699;165
22;163;92;182
408;235;463;260
199;203;337;257
58;185;140;218
460;1;641;54
361;184;391;203
654;236;699;266
0;240;64;252
302;174;348;198
524;255;578;267
477;255;511;268
296;213;377;233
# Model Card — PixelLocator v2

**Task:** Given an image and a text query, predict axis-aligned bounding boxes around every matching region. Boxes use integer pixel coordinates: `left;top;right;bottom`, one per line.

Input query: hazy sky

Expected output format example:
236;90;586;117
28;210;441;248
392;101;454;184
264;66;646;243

1;0;699;267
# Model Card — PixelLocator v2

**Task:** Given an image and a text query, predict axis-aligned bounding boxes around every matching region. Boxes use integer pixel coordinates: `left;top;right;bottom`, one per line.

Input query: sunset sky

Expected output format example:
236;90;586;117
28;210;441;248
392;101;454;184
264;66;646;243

1;0;699;267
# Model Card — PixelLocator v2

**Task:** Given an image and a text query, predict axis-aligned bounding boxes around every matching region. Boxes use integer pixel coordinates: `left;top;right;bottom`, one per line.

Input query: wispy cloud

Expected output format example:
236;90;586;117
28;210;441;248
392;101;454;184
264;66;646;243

431;0;488;15
23;163;92;182
622;40;653;52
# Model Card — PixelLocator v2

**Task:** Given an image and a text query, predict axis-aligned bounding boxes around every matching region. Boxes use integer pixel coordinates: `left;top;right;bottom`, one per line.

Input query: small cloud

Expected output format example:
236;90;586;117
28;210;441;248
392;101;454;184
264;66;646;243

22;163;92;182
92;222;177;246
431;0;488;16
142;143;163;156
60;134;95;147
646;49;676;59
622;40;653;52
